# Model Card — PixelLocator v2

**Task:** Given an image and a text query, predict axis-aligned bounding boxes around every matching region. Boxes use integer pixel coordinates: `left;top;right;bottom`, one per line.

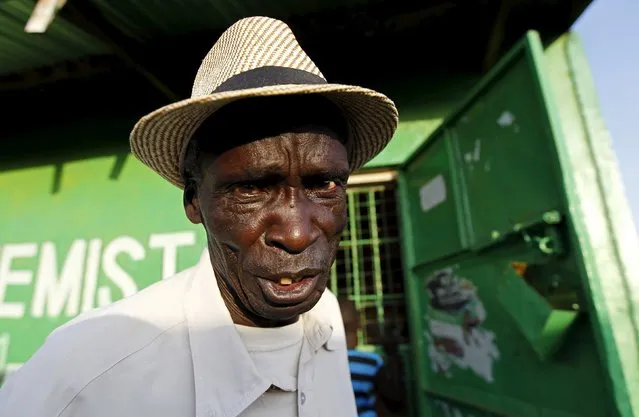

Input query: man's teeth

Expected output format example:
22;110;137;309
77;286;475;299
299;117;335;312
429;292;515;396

279;277;293;285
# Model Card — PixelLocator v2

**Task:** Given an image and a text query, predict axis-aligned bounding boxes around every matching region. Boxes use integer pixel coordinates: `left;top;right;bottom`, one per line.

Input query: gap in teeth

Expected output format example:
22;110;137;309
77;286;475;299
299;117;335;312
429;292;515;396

279;277;293;285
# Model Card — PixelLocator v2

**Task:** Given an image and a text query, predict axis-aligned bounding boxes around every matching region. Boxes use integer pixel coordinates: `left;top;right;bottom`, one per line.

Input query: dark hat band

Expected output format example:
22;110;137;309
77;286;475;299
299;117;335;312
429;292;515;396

212;66;326;94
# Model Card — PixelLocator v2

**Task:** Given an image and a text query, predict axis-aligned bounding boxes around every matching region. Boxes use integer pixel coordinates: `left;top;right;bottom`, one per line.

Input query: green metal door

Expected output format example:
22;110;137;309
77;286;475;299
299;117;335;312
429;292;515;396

397;31;639;417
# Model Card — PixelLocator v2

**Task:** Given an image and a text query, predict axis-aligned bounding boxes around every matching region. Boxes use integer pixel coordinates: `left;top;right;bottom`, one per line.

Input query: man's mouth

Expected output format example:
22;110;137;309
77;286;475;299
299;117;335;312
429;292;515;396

255;268;323;305
261;268;323;285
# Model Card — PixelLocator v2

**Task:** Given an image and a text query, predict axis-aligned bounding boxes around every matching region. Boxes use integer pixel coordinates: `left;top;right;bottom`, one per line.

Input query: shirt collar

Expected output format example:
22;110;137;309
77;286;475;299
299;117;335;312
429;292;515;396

183;250;336;417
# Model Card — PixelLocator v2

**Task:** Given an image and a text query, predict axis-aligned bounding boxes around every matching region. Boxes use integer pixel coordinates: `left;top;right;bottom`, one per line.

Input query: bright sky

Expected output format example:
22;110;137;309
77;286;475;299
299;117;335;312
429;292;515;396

573;0;639;227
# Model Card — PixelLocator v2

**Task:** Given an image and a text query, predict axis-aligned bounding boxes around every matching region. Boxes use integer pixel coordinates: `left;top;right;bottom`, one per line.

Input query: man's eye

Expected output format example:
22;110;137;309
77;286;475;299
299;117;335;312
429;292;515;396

305;178;343;191
234;183;261;194
323;180;338;190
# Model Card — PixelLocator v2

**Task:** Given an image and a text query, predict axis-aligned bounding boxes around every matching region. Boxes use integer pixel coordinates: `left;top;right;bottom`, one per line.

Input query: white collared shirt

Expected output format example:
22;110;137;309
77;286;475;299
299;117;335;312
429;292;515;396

0;252;357;417
235;319;303;416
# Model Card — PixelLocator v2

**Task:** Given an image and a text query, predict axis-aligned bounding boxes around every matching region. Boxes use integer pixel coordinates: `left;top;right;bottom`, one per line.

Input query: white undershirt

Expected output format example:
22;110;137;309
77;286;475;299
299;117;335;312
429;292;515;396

235;318;304;417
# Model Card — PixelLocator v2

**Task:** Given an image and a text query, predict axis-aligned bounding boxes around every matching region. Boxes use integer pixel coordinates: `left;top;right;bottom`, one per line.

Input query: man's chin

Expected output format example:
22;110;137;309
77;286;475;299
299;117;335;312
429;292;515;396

252;293;324;325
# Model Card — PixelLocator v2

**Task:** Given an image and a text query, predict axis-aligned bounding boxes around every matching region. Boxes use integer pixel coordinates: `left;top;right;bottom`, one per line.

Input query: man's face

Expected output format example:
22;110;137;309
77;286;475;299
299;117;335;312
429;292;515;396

185;126;349;326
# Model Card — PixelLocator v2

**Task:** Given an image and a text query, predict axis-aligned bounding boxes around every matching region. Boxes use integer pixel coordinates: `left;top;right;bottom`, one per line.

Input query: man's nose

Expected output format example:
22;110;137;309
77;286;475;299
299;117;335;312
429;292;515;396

265;192;320;254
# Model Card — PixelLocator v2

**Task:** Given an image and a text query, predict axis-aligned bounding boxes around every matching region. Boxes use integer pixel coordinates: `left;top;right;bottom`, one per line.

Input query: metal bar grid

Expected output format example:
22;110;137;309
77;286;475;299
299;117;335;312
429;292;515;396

330;183;406;348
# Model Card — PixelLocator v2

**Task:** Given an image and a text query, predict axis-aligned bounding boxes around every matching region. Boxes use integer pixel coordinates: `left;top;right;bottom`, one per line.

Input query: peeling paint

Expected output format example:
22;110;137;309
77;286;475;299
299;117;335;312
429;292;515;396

464;139;482;164
497;111;515;127
419;175;447;213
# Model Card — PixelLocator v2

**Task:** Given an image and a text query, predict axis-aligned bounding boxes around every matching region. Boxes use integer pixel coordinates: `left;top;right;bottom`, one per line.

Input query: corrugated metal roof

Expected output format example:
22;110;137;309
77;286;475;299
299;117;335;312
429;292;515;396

0;0;378;76
0;0;591;84
0;0;108;75
90;0;371;42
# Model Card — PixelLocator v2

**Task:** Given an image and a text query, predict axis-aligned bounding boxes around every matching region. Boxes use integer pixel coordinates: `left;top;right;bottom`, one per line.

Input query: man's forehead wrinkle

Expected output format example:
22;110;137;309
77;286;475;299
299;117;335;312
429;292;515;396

214;160;286;181
211;145;289;181
238;136;290;168
296;132;349;167
208;137;278;171
205;130;349;184
238;162;290;178
261;132;344;174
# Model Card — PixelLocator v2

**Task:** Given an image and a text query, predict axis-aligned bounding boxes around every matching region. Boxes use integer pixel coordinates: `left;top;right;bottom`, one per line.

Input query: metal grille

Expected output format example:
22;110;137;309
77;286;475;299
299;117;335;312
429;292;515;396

330;183;407;349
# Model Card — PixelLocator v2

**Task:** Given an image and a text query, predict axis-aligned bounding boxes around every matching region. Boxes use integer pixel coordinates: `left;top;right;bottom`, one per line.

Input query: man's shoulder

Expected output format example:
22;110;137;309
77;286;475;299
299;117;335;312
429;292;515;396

44;262;199;363
54;263;197;335
0;265;198;416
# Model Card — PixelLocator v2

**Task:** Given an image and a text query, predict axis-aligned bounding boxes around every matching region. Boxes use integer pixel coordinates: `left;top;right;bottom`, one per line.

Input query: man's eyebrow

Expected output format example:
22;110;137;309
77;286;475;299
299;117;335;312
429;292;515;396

302;167;350;179
216;165;286;183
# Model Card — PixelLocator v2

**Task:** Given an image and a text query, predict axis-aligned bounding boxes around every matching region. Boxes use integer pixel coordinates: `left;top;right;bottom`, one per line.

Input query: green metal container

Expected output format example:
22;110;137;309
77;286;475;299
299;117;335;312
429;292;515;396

397;31;639;417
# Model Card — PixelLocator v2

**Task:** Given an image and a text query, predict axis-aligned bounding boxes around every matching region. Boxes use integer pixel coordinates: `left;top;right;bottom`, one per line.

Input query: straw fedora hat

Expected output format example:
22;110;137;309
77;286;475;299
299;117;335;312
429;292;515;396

130;16;399;189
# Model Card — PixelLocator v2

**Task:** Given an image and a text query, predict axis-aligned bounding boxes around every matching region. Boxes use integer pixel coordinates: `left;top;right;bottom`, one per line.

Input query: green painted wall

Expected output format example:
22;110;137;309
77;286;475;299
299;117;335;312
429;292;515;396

0;149;206;372
366;74;478;168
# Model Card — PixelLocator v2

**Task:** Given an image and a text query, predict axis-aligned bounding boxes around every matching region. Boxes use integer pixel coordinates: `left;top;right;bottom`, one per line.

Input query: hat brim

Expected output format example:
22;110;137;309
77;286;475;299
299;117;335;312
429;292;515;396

130;83;399;189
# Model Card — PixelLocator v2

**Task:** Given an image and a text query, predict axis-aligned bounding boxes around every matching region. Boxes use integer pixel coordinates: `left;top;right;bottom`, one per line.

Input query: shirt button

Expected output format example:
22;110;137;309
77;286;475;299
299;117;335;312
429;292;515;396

300;392;306;405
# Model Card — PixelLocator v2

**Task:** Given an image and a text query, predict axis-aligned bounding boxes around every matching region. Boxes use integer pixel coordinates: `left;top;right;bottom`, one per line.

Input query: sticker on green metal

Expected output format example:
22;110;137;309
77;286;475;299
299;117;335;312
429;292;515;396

424;266;500;384
419;174;446;212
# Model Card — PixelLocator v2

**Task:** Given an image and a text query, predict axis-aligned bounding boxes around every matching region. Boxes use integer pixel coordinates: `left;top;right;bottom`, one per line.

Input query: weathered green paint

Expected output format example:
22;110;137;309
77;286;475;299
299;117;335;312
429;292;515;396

542;31;639;417
398;30;638;417
496;266;579;362
365;75;479;169
364;118;443;168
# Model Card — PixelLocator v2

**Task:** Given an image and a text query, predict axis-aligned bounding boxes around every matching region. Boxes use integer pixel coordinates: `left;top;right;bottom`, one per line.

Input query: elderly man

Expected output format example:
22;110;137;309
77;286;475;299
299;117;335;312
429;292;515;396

0;16;397;417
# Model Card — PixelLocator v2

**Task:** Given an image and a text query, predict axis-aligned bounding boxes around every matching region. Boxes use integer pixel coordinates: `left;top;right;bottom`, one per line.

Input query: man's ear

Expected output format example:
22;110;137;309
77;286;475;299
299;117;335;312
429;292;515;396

183;182;202;224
